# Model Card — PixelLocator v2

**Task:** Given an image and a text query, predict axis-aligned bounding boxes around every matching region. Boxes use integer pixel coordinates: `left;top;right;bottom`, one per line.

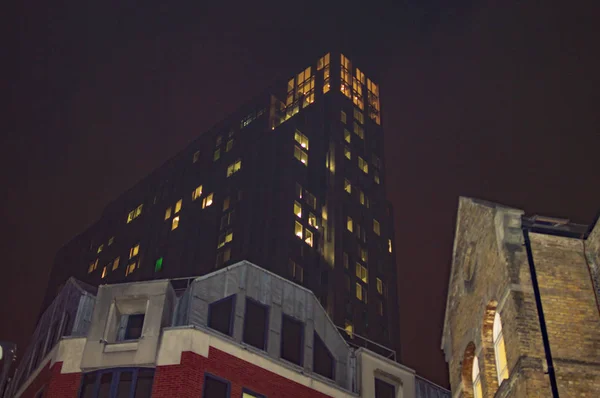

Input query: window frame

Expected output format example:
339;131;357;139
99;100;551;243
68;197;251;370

243;298;269;351
241;388;265;398
280;313;305;367
202;373;231;398
207;295;236;337
77;368;155;398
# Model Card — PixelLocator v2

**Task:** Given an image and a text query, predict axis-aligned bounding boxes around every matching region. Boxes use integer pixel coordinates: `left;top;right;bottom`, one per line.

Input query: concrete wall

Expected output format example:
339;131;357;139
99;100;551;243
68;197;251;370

357;349;416;398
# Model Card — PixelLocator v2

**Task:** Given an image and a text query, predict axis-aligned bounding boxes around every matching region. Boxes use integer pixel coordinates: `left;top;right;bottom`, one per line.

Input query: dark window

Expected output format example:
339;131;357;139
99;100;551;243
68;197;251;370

208;295;235;336
134;369;155;398
98;372;113;397
79;369;154;398
122;314;145;341
243;299;268;350
281;315;304;366
203;374;230;398
79;373;97;398
313;332;334;379
375;379;396;398
116;371;133;398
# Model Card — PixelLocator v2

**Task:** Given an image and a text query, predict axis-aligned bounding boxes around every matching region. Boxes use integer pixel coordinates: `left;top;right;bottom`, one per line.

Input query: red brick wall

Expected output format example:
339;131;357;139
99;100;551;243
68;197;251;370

152;348;334;398
17;362;80;398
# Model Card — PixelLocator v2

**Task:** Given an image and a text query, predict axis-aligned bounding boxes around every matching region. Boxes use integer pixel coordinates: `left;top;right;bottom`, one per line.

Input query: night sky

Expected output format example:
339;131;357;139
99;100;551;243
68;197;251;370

3;1;600;388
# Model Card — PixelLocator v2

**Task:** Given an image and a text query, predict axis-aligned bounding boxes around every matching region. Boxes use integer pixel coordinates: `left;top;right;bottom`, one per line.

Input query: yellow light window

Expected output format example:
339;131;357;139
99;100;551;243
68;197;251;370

295;221;303;239
227;160;242;177
356;263;368;283
308;213;317;228
192;185;203;201
202;193;214;208
388;239;393;253
88;258;98;274
112;257;120;271
341;111;347;124
344;179;352;194
494;313;509;384
174;199;182;214
356;282;363;301
353;122;364;139
472;356;483;398
304;229;313;247
294;145;308;165
125;262;136;276
222;196;230;211
358;157;368;174
101;266;107;279
218;231;234;249
97;244;104;254
193;150;200;163
344;320;353;338
347;216;353;232
294;131;309;149
127;204;143;223
377;278;383;294
108;236;114;246
344;146;351;160
360;247;368;263
129;244;140;259
172;216;180;230
374;171;380;184
214;148;221;161
355;68;365;84
359;190;365;205
344;129;351;143
296;183;303;199
354;108;364;124
373;219;381;235
164;207;172;220
226;139;234;152
294;201;302;218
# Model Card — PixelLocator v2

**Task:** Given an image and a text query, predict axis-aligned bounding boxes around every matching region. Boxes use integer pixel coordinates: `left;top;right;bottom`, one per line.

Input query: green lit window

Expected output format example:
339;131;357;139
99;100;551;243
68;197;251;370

294;131;309;150
217;230;233;249
294;145;308;165
155;257;163;272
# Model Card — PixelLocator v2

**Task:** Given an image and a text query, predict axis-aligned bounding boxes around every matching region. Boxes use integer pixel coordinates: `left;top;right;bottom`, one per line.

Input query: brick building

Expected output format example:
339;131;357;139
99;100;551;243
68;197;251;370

7;261;449;398
441;197;600;397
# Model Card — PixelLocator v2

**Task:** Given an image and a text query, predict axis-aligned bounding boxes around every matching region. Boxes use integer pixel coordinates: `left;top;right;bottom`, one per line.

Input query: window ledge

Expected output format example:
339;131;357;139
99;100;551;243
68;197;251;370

104;341;139;353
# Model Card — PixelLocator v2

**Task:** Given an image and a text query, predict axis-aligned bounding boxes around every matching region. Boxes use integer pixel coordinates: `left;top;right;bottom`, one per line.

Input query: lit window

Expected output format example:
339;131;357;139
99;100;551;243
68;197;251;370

108;236;114;246
377;278;384;294
192;185;203;201
305;191;316;209
155;257;163;272
344;129;351;143
360;247;368;263
320;53;331;94
101;266;107;279
294;201;302;218
317;53;330;70
354;108;364;124
344;179;352;194
353;122;364;139
344;320;353;338
125;262;136;276
340;54;352;98
174;199;182;214
112;257;120;271
193;150;200;163
341;111;347;124
295;221;303;239
129;244;140;259
290;259;304;283
88;258;98;274
374;171;380;184
296;183;303;199
126;204;143;223
355;68;365;84
216;135;222;147
97;244;104;254
220;210;235;230
217;230;233;249
222;196;230;211
358;157;369;174
164;207;172;220
308;213;317;228
359;190;365;205
344;146;351;160
343;252;349;269
494;313;509;384
202;193;214;208
472;355;483;398
388;239;393;253
305;229;313;247
356;263;368;283
294;145;308;165
294;131;309;149
213;148;220;161
373;219;381;235
227;159;242;177
171;216;180;230
226;139;234;152
347;216;353;232
356;283;367;303
367;78;381;125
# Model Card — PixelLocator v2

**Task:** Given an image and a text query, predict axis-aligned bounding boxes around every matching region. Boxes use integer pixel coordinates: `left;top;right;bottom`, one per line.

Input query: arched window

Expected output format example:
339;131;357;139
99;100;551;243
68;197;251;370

493;312;509;384
472;355;483;398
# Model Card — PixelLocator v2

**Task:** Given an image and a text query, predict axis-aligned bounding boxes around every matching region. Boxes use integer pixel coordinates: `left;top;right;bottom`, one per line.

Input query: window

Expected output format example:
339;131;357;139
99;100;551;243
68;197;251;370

373;219;381;235
154;257;163;272
226;159;242;177
343;252;349;269
243;299;268;350
215;247;232;268
305;191;316;209
377;299;384;316
356;282;367;302
472;355;483;398
281;315;304;366
164;207;172;220
135;369;154;398
118;313;145;341
88;258;98;274
222;196;230;211
294;201;302;218
226;139;234;152
192;185;203;201
493;312;509;384
358;156;368;173
344;128;351;143
304;229;313;247
388;239;393;253
173;199;182;214
294;130;309;149
344;179;352;194
367;78;381;125
193;150;200;163
355;67;365;84
344;146;351;160
354;108;364;124
377;278;384;295
101;266;107;279
295;183;303;199
79;369;155;398
242;390;265;398
171;216;180;230
356;263;368;283
340;54;351;98
373;154;382;169
97;244;104;254
353;122;364;139
289;259;303;283
112;257;120;271
125;262;137;276
294;145;308;165
374;171;380;184
360;247;368;263
375;378;395;398
295;221;303;239
127;204;143;223
208;295;235;336
313;332;334;379
217;230;233;249
129;244;140;259
80;372;96;398
203;374;230;398
344;320;353;338
319;52;331;93
108;236;114;246
308;213;317;228
202;193;214;208
347;216;353;232
341;110;347;124
220;210;235;229
213;148;221;161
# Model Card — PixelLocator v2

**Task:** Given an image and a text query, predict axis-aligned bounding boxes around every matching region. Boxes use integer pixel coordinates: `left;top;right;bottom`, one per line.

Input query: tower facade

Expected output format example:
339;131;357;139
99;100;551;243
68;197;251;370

42;52;399;358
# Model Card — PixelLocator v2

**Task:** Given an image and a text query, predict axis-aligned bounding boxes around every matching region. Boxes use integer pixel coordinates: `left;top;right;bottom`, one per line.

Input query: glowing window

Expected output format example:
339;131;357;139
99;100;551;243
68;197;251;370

340;54;352;98
294;131;309;149
367;78;381;125
129;244;140;259
217;230;233;249
359;190;365;205
355;68;365;84
227;160;242;177
344;146;351;160
319;53;331;94
112;257;120;271
344;179;352;194
472;355;483;398
290;259;304;283
377;278;384;295
294;201;302;218
100;266;107;279
347;216;353;232
353;108;364;124
360;247;368;263
295;221;303;239
344;320;353;338
193;150;200;163
308;213;317;228
494;313;509;384
226;139;234;152
356;263;368;283
388;239;393;253
213;148;220;161
171;216;180;231
356;283;367;303
373;219;381;236
344;129;351;143
358;157;369;174
341;111;347;124
317;53;330;70
164;207;172;220
125;262;136;276
108;236;114;246
192;185;203;201
127;204;143;223
155;257;163;272
294;145;308;165
353;122;364;139
174;199;182;214
374;171;380;184
296;183;303;199
97;244;104;254
304;229;313;247
202;193;214;208
88;258;98;274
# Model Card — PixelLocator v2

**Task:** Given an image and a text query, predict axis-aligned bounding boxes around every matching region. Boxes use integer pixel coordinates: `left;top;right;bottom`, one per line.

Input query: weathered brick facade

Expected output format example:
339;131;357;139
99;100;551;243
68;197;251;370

18;362;80;398
441;197;600;397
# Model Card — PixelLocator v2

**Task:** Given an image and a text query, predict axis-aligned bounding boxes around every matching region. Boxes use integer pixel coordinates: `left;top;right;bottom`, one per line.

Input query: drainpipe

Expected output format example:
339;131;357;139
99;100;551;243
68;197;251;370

521;226;560;398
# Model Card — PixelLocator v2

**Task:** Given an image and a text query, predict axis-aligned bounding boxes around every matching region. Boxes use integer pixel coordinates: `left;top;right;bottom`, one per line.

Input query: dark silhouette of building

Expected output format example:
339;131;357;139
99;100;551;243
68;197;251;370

42;52;399;358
